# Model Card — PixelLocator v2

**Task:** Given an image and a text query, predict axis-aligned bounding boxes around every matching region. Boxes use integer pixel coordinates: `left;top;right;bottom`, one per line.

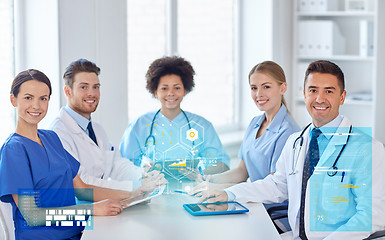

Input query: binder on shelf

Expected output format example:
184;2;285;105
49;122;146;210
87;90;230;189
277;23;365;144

298;0;310;12
298;21;310;56
316;0;339;12
298;20;345;57
298;0;339;12
359;20;374;57
308;0;317;11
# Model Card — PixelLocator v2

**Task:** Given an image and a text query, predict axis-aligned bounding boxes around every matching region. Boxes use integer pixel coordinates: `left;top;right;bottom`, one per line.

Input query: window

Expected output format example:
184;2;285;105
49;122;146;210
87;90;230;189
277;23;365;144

127;0;238;129
0;0;15;143
127;0;167;121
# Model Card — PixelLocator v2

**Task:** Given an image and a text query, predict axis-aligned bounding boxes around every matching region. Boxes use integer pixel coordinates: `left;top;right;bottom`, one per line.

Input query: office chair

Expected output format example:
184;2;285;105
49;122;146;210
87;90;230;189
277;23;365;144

0;201;15;240
267;204;385;240
266;204;289;234
363;230;385;240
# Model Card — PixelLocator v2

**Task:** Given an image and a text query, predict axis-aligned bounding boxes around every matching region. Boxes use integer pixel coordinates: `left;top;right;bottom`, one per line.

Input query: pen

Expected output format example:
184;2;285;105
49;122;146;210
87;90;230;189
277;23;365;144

341;171;345;183
198;166;204;176
174;190;188;195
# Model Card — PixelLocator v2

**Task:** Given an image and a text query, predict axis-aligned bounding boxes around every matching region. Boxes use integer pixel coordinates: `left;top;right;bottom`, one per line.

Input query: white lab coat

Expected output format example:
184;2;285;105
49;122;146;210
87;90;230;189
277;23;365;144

49;108;143;191
227;117;385;240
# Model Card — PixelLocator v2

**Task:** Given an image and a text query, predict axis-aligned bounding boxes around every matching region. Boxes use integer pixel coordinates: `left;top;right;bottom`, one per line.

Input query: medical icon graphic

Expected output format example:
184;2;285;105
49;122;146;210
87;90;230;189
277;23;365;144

186;128;198;141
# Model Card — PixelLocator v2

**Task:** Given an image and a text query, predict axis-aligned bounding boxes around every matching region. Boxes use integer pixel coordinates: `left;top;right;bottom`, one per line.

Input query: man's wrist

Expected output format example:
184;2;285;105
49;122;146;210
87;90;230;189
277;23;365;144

224;189;235;201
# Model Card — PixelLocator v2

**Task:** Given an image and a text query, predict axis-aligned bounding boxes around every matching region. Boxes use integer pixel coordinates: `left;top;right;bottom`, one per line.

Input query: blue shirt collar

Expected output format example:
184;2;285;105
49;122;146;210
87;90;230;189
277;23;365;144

64;105;91;132
310;115;343;140
254;104;287;134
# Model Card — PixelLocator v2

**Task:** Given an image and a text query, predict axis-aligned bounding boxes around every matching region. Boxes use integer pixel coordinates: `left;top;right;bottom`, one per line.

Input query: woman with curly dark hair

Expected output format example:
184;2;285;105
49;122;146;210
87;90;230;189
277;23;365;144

120;56;230;181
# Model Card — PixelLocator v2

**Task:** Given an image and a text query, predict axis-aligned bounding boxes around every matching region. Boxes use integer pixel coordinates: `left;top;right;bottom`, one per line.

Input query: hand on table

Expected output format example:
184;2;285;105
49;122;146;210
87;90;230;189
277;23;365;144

141;170;168;192
93;199;124;216
198;190;228;204
199;203;229;212
189;178;228;197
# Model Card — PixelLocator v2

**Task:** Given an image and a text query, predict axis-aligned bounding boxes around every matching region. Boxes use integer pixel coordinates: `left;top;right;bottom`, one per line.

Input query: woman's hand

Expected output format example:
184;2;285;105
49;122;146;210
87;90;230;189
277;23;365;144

189;179;225;197
141;170;168;192
198;190;228;204
93;199;124;216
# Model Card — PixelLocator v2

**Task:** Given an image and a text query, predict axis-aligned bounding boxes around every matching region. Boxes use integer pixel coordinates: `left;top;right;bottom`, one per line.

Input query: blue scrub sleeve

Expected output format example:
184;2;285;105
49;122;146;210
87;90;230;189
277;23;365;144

64;149;80;179
0;143;34;203
237;119;255;161
49;130;80;179
120;123;143;166
237;139;245;160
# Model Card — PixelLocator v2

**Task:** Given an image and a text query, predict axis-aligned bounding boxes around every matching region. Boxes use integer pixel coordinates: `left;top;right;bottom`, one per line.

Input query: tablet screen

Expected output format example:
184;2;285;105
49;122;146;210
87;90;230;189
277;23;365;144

183;202;249;216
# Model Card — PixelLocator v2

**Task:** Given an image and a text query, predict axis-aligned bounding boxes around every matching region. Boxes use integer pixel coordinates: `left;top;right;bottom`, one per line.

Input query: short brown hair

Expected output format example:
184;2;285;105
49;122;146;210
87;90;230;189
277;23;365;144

63;59;100;88
304;60;345;93
11;69;52;97
146;56;195;96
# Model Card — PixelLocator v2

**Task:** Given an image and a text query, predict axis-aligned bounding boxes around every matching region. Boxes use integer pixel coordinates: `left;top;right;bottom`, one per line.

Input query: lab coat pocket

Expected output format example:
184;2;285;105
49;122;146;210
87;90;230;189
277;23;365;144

309;172;354;231
102;149;115;179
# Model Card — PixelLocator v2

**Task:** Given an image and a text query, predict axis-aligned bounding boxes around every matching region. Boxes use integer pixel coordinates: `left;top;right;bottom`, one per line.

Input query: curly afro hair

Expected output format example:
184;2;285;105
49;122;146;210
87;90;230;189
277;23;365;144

146;56;195;96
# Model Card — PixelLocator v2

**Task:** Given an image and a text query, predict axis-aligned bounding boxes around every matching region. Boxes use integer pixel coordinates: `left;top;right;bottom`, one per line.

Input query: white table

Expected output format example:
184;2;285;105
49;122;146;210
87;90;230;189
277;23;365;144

82;193;282;240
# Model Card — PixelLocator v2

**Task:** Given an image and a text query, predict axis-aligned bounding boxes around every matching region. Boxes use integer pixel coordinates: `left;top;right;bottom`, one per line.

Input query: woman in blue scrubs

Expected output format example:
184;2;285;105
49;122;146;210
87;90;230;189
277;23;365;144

0;70;147;240
120;56;230;178
191;61;300;194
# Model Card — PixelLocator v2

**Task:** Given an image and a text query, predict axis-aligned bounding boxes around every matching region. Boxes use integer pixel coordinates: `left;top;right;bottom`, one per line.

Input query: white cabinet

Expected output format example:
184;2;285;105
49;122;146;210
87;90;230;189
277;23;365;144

291;0;385;143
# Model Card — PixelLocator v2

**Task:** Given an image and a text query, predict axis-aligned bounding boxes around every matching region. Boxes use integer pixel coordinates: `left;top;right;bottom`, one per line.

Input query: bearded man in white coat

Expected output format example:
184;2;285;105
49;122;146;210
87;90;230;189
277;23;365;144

50;59;165;192
198;60;385;240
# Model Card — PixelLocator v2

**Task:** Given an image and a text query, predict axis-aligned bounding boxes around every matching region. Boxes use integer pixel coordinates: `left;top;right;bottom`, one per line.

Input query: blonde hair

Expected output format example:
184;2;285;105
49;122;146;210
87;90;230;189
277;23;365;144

248;61;289;111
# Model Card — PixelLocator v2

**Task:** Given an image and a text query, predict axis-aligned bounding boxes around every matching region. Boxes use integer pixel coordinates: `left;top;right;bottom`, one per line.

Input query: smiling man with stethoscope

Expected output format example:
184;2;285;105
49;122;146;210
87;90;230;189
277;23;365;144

199;60;385;240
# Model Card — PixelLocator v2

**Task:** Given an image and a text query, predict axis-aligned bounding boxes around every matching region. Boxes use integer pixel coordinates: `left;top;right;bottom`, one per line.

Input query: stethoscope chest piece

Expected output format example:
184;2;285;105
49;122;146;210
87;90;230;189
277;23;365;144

327;166;338;177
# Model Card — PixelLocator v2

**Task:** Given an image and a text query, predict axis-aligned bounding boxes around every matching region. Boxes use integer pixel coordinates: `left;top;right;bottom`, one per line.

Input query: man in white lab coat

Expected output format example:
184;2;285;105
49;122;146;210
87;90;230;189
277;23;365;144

50;59;165;192
199;60;385;240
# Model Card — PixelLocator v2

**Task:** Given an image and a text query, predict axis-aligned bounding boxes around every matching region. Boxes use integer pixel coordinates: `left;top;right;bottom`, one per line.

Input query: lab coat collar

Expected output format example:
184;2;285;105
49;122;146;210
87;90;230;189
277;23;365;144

309;115;343;141
64;105;93;133
316;116;352;168
58;107;90;135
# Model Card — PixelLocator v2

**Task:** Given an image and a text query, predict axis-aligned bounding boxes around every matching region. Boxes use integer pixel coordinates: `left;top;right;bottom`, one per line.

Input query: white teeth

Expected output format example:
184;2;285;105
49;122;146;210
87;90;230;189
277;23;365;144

315;106;327;110
29;113;40;116
86;100;95;103
166;99;176;102
258;100;267;104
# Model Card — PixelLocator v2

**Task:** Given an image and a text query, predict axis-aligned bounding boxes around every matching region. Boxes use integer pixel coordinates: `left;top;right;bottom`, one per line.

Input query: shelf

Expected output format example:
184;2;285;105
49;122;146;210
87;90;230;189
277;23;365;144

297;11;375;17
344;99;373;106
295;98;373;106
297;55;374;61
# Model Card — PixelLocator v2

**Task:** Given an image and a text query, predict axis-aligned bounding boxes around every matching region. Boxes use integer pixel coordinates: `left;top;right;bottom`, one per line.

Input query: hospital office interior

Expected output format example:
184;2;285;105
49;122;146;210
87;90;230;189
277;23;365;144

0;0;384;163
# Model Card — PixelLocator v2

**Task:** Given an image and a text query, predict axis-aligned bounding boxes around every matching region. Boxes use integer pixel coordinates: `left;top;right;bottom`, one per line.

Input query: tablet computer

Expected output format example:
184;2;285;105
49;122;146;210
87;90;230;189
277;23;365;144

121;185;165;208
183;201;249;216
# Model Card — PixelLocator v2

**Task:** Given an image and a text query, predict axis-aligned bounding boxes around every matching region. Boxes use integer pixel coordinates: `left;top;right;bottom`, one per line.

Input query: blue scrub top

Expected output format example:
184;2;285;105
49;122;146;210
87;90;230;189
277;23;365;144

120;110;230;168
0;130;83;240
239;104;300;181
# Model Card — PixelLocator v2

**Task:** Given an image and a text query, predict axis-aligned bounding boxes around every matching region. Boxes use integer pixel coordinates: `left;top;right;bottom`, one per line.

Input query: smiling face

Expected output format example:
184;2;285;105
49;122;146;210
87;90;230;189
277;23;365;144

64;72;100;120
11;80;50;128
304;72;346;127
155;74;187;115
249;72;287;116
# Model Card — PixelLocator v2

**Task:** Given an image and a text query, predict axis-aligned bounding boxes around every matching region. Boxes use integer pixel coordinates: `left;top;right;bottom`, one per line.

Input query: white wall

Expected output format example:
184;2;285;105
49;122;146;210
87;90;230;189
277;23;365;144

58;0;128;145
14;0;61;129
15;0;274;147
239;0;273;128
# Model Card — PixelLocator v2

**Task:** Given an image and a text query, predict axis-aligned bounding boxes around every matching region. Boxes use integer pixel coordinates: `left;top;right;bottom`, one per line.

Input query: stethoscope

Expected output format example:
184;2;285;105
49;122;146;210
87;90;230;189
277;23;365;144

145;109;193;148
289;123;352;177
